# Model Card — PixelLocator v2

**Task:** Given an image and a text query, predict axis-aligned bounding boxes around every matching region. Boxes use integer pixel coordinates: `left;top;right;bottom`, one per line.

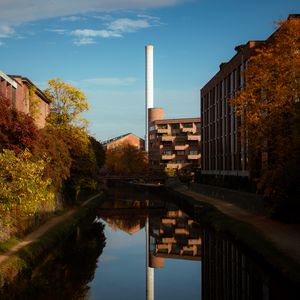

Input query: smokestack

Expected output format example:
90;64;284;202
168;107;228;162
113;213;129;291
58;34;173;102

145;45;154;152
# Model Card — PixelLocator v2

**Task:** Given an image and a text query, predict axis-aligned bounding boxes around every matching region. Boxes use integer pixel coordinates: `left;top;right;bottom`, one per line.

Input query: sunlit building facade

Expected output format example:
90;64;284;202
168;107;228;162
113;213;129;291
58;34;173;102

0;70;51;128
148;108;201;171
102;132;145;150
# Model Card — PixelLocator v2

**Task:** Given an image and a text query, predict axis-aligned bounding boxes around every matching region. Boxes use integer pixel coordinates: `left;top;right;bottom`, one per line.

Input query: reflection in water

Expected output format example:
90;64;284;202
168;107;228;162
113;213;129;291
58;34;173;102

0;217;106;300
0;187;298;300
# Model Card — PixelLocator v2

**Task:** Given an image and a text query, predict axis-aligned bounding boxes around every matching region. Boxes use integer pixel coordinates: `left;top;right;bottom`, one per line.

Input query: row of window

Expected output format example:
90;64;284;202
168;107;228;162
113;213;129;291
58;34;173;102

162;150;199;155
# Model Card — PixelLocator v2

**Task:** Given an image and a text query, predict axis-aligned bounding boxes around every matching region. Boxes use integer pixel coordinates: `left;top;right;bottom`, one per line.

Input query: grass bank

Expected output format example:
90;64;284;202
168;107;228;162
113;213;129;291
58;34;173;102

0;192;106;290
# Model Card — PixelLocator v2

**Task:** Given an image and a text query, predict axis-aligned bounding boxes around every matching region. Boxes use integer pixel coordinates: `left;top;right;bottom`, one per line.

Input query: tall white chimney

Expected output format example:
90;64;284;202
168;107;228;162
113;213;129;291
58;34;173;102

145;45;154;151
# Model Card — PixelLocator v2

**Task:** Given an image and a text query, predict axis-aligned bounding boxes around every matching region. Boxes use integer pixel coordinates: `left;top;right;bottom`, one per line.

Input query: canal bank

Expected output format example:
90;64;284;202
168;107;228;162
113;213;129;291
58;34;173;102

163;180;300;286
0;192;106;290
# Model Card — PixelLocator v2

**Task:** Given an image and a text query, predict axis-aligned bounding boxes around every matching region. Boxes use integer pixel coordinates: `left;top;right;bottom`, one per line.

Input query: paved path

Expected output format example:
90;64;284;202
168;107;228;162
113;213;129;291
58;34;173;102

174;185;300;265
0;193;102;265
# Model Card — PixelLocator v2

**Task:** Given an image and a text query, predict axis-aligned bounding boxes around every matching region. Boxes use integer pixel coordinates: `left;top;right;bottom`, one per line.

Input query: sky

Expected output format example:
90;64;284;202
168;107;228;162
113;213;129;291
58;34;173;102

0;0;299;142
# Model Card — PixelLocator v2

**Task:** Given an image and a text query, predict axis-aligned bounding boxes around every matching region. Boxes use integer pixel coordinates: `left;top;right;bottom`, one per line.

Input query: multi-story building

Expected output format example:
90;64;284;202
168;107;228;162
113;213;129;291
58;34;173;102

103;132;145;150
200;41;260;181
200;14;300;185
148;108;201;171
0;70;51;128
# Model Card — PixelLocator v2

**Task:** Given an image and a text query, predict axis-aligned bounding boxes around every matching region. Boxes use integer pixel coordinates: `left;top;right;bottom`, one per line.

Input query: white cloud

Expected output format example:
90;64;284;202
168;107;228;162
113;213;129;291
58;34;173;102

69;15;157;45
48;29;67;34
71;29;121;38
61;16;85;22
73;37;96;46
0;0;185;25
0;24;14;38
108;18;151;33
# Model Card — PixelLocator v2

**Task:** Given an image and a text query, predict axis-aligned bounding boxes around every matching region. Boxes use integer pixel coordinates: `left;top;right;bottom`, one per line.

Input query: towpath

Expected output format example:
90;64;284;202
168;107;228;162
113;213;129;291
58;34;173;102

173;184;300;265
0;193;101;265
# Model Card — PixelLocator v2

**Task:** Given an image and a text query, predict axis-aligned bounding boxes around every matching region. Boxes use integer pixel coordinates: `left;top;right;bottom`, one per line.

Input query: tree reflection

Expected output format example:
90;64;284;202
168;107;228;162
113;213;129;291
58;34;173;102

0;219;106;300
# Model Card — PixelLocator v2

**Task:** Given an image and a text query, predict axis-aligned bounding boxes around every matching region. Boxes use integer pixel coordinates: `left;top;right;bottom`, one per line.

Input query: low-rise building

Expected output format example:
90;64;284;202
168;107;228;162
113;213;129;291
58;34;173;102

148;108;201;171
103;132;145;150
0;70;51;128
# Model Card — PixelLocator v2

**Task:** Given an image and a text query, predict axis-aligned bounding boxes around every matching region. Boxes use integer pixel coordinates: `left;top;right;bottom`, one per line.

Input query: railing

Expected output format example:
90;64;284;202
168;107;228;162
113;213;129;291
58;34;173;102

187;135;201;141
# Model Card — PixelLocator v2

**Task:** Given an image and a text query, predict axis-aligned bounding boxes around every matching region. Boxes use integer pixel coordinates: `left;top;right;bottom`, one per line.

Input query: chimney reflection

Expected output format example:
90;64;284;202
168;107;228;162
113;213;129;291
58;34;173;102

146;207;202;299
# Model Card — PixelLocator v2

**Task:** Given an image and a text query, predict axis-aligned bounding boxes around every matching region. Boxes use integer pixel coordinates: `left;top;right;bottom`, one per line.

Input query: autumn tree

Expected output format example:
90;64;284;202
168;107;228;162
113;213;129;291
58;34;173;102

0;95;39;153
232;17;300;220
0;149;55;236
105;144;148;176
44;79;105;201
45;78;90;128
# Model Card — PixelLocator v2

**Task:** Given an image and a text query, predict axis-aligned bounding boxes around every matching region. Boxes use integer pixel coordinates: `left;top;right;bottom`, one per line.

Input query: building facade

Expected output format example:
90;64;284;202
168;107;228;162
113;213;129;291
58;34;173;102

0;71;51;128
200;41;260;180
200;14;300;185
148;108;201;171
103;132;145;150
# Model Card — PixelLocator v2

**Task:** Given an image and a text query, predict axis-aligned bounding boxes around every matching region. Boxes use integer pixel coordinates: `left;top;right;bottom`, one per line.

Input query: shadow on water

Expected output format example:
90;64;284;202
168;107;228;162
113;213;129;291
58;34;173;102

0;216;106;300
1;185;299;300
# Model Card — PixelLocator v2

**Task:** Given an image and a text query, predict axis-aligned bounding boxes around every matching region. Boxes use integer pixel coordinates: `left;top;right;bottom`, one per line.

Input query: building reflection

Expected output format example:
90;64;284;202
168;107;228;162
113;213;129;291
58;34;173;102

149;209;202;263
98;191;296;300
146;208;202;300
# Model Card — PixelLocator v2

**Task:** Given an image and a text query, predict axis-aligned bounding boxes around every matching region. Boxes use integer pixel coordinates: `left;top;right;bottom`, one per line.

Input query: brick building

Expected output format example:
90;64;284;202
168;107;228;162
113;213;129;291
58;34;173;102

200;14;300;185
0;70;51;128
102;132;145;150
148;108;201;171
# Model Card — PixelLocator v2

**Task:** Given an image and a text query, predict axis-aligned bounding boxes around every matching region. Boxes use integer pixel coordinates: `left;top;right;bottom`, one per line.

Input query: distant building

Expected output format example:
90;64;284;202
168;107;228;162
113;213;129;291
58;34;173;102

0;70;51;128
148;108;201;171
200;14;300;185
102;133;145;150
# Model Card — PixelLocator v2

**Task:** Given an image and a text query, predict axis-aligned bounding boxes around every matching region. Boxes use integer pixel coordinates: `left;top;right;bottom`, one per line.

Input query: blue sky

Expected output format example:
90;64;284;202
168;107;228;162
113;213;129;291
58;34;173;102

0;0;299;141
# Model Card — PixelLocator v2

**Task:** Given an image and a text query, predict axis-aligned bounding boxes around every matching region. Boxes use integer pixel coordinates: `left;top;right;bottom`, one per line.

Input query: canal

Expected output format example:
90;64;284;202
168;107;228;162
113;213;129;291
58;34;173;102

0;186;297;300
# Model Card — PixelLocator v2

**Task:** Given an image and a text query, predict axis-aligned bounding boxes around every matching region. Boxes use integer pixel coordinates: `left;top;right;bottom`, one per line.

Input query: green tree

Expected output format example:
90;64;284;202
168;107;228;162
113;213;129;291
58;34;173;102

232;18;300;220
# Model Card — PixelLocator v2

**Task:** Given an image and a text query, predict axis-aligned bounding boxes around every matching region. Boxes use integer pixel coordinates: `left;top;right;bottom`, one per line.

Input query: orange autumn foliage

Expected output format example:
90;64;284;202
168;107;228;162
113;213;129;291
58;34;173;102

232;17;300;220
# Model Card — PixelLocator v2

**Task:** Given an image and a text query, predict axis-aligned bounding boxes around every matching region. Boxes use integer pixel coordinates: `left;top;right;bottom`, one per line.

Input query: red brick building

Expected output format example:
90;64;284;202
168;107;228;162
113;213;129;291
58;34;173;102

103;133;145;150
0;70;51;128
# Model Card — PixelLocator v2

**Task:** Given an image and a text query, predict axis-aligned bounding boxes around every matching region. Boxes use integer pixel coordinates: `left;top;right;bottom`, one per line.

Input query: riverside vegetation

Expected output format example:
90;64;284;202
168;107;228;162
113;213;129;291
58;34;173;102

0;78;105;243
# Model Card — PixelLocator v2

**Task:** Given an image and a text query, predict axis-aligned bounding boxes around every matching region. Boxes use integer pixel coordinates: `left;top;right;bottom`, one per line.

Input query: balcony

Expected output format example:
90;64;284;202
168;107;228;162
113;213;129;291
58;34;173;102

162;135;175;142
157;128;169;134
174;144;188;151
187;135;200;141
166;163;189;169
188;154;201;160
161;154;175;160
182;127;195;133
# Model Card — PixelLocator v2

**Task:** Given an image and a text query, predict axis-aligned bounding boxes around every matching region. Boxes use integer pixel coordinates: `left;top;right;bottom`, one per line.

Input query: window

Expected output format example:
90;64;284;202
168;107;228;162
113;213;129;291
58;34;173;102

189;150;198;155
183;123;193;128
176;159;185;163
158;124;168;129
177;151;185;155
163;150;172;155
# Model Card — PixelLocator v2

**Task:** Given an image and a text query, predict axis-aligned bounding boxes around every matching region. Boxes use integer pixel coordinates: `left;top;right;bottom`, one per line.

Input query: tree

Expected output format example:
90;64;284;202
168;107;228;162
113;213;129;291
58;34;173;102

89;136;106;170
105;144;148;176
45;78;90;128
0;149;55;235
0;95;39;153
232;18;300;220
